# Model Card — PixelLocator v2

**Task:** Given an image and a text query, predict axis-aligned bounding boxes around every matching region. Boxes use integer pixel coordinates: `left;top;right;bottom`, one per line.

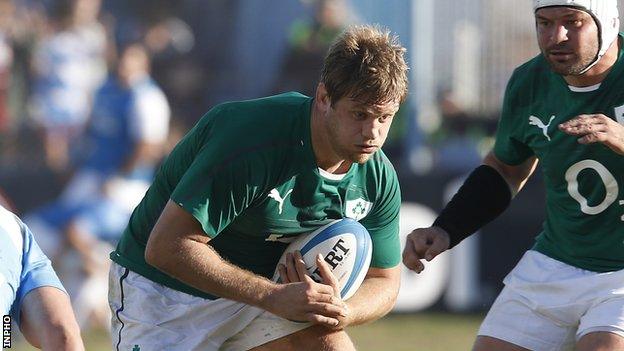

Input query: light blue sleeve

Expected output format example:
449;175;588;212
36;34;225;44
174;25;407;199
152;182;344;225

10;219;66;325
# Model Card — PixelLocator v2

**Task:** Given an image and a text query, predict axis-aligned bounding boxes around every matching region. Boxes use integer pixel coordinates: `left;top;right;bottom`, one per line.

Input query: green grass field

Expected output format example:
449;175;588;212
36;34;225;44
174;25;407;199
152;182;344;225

349;313;483;351
11;312;483;351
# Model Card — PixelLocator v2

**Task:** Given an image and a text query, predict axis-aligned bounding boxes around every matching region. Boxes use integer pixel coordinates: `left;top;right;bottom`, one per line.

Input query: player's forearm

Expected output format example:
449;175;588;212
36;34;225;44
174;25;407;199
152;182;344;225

145;236;279;308
146;200;283;308
344;266;400;326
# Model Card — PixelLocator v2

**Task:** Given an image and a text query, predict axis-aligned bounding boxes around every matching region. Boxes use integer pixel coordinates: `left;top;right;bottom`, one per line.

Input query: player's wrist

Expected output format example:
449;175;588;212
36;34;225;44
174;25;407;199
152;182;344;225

251;279;282;312
338;302;354;329
431;226;451;247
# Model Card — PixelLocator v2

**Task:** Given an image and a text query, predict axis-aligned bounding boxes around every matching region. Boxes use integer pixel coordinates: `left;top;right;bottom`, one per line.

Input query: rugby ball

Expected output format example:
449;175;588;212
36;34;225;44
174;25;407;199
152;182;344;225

274;218;372;300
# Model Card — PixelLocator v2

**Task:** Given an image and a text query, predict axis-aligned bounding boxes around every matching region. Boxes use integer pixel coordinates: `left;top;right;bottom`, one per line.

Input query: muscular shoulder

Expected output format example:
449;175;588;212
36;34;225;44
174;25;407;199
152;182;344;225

505;54;552;104
217;91;310;112
367;149;397;173
193;93;311;152
360;150;399;193
165;93;312;182
210;92;310;129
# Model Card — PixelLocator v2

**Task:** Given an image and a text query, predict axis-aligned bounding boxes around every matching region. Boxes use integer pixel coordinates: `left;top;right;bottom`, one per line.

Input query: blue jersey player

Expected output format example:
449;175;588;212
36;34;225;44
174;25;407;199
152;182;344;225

0;205;83;350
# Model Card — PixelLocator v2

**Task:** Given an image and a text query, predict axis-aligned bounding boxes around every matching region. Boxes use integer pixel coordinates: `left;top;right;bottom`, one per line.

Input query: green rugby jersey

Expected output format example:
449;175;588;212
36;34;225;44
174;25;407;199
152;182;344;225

111;92;401;298
494;36;624;272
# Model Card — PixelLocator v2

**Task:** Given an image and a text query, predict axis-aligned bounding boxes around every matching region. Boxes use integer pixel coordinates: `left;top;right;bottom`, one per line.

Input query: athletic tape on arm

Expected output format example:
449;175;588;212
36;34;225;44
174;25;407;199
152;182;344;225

433;165;512;248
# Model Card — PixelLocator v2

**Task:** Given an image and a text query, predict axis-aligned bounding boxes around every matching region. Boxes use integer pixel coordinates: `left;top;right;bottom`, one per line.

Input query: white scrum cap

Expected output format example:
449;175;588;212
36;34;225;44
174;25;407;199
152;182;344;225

534;0;620;71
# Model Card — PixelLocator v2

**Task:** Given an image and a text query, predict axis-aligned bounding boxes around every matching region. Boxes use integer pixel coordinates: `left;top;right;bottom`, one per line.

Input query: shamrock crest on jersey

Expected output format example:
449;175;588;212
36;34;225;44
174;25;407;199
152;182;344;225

528;115;556;141
345;197;373;221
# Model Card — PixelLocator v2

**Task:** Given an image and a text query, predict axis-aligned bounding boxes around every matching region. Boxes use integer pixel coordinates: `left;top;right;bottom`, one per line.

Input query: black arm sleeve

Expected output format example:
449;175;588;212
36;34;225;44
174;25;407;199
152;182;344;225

433;165;512;248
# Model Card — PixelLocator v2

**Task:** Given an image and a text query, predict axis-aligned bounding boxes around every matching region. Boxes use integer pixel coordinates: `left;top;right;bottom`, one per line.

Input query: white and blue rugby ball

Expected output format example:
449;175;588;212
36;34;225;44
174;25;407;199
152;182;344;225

275;218;372;300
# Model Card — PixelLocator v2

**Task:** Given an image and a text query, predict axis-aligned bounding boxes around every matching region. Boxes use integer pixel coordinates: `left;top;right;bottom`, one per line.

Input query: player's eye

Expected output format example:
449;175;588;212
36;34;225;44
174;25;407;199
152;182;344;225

537;20;551;28
353;111;367;120
378;114;393;123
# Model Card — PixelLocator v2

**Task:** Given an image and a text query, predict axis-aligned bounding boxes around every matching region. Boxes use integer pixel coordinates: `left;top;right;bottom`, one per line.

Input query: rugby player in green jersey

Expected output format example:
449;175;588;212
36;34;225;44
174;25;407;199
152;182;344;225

403;0;624;350
108;25;408;351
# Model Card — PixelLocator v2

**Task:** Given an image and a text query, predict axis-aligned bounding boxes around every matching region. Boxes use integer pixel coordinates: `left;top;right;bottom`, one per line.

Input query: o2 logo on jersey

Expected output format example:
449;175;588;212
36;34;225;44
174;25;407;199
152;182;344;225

565;159;623;221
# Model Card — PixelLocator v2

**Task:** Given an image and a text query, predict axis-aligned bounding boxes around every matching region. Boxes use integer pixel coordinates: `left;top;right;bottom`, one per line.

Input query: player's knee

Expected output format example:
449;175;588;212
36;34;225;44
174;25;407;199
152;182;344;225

472;336;530;351
576;331;624;351
291;326;355;351
315;328;355;351
251;325;355;351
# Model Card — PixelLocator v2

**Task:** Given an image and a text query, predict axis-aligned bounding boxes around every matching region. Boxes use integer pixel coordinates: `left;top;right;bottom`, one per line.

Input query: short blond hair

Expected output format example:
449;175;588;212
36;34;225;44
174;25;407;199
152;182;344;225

320;25;409;106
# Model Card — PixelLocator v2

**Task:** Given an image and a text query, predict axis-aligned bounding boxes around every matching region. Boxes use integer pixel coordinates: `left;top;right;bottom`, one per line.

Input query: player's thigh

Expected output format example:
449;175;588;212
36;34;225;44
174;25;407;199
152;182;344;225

250;325;354;351
576;296;624;350
222;310;353;351
108;263;263;351
576;332;624;351
473;336;531;351
477;287;576;350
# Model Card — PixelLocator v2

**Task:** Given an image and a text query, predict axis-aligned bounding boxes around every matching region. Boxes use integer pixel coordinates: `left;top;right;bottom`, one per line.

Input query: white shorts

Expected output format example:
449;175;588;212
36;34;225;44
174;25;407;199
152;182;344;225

478;250;624;350
108;262;311;351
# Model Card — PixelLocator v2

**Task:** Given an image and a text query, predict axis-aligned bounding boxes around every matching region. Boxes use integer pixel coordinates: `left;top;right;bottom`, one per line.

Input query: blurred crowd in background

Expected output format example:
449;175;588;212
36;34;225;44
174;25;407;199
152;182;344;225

0;0;519;210
0;0;602;339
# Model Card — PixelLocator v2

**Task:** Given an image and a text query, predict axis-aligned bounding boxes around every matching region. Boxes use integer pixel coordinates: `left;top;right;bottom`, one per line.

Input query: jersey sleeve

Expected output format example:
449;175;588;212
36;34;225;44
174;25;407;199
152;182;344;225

169;117;265;238
493;70;535;165
359;159;401;269
11;218;66;325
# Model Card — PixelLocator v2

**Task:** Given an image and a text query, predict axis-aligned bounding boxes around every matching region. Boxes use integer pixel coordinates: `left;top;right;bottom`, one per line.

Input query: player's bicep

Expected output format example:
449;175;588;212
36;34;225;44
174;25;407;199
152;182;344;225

150;200;209;245
365;265;400;280
359;265;401;299
145;200;209;266
14;220;66;325
483;152;538;195
170;145;261;238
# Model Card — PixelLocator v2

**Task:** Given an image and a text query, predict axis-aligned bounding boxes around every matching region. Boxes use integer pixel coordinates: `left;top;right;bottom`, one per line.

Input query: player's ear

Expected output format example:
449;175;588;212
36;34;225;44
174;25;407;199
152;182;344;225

315;83;331;113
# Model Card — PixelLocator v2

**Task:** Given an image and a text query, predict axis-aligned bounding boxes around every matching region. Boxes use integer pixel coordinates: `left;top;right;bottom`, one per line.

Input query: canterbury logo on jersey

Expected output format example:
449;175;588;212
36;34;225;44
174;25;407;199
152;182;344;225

265;234;298;243
268;188;293;215
528;115;556;141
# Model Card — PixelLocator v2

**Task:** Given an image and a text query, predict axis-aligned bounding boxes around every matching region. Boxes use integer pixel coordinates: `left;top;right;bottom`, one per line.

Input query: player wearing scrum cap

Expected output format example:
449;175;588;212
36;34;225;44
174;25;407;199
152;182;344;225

403;0;624;350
